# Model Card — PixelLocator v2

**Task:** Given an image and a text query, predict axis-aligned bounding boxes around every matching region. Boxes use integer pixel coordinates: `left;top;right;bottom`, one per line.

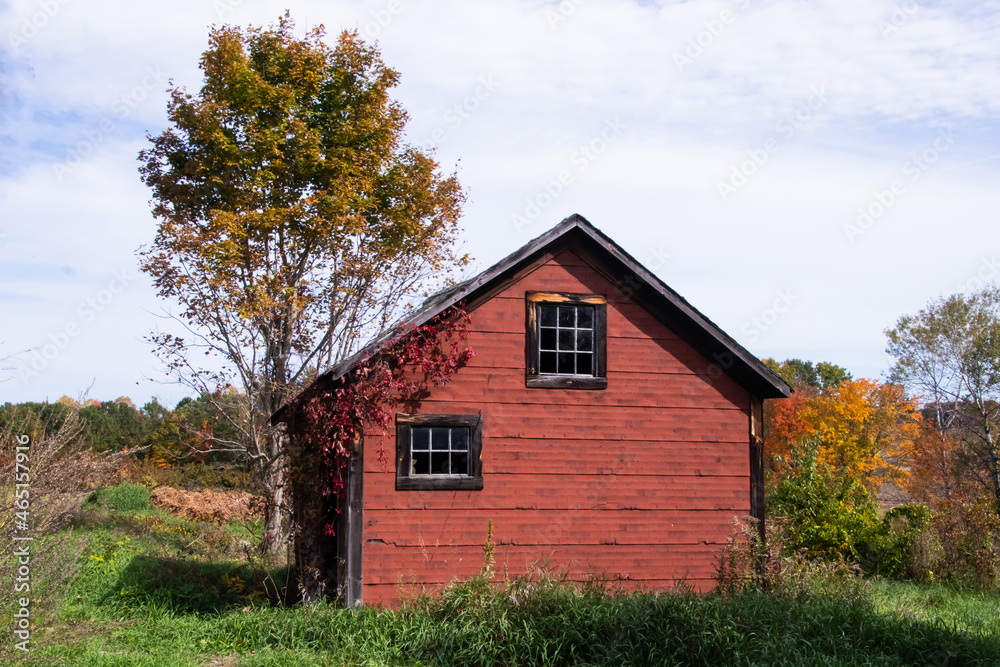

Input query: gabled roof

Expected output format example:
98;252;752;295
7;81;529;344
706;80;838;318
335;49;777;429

278;214;790;420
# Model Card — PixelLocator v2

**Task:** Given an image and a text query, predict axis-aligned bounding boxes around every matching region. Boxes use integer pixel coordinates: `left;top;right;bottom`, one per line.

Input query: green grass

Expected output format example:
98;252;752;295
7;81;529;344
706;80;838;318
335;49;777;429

868;579;1000;637
19;578;1000;666
7;485;1000;666
87;484;151;514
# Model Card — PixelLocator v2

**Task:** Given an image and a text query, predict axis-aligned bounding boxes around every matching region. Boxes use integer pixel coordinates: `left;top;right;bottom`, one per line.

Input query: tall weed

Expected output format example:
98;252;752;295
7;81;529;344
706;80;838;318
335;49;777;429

0;404;120;621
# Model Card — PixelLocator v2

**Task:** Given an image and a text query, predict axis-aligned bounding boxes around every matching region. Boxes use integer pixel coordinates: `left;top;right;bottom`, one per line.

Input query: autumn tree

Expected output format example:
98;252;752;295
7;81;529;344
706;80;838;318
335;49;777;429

797;378;919;486
886;287;1000;513
906;417;966;502
762;358;917;492
762;358;853;465
146;392;245;467
138;14;466;553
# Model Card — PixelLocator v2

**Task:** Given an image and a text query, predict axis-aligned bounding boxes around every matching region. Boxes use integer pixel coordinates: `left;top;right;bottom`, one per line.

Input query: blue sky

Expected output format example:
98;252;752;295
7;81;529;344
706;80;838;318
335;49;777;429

2;0;1000;407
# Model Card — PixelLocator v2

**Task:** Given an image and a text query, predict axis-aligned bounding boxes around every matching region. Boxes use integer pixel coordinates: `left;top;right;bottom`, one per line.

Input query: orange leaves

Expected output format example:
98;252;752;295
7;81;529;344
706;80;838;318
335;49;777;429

804;379;919;481
764;390;812;464
765;378;919;490
113;396;137;409
57;395;81;408
905;417;965;502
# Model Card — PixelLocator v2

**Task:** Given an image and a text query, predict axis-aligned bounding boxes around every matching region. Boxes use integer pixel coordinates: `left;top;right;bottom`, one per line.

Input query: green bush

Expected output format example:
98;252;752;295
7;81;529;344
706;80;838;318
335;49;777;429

769;440;881;561
714;516;867;600
860;505;931;579
769;441;933;580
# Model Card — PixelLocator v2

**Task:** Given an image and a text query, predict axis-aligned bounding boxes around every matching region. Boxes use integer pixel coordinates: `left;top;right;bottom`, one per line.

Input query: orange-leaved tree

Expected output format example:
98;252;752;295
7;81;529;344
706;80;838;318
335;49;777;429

906;416;966;502
763;360;919;492
799;379;919;486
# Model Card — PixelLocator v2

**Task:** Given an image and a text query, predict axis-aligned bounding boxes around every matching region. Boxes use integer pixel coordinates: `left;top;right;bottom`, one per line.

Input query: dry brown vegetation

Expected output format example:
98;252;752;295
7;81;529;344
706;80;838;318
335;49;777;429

149;487;261;524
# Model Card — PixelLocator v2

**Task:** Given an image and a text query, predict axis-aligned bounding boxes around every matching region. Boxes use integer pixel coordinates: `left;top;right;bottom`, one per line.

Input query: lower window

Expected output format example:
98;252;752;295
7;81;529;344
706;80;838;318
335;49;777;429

396;414;483;490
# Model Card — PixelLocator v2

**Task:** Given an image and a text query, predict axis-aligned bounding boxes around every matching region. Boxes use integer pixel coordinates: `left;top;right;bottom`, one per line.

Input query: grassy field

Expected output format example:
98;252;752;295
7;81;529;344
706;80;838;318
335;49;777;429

4;485;1000;666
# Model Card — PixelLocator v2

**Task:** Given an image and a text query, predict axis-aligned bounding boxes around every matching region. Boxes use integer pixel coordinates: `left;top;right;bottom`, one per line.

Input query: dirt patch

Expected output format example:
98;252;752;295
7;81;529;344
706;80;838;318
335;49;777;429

150;487;261;524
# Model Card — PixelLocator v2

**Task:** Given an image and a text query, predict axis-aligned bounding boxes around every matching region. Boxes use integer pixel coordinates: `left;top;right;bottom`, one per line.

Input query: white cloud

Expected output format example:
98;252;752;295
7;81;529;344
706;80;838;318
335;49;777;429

2;0;1000;402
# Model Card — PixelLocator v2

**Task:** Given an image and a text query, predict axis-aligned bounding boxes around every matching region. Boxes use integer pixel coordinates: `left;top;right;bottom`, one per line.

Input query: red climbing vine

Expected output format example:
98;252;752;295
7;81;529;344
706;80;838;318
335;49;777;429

285;305;474;598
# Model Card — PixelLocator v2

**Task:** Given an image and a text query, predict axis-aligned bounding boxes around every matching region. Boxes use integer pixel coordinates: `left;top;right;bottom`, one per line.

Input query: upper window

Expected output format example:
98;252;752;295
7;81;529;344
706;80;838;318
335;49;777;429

525;292;607;389
395;414;483;490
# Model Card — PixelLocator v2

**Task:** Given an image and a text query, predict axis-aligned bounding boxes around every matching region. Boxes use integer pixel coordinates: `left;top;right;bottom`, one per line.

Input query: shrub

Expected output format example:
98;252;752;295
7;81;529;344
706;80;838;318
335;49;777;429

905;521;945;583
115;456;253;491
715;516;775;595
715;515;865;601
769;439;882;562
858;504;931;579
0;403;120;620
768;440;938;581
930;499;1000;589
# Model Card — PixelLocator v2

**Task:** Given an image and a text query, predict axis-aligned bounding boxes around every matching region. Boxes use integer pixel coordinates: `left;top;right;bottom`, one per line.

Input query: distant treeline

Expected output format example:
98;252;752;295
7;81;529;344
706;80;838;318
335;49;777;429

0;393;246;469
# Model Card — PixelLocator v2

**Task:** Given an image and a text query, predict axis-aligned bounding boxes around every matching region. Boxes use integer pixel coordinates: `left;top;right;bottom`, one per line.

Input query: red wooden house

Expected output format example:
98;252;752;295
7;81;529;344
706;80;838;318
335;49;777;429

281;214;790;606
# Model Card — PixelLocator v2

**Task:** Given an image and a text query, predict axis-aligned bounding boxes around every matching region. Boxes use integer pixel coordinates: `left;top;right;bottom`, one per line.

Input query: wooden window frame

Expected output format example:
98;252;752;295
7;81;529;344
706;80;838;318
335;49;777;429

525;291;608;389
395;413;484;490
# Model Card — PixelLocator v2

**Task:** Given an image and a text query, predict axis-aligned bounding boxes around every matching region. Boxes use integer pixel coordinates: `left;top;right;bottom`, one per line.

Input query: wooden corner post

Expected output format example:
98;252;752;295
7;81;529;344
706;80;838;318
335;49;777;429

749;395;766;549
338;437;364;607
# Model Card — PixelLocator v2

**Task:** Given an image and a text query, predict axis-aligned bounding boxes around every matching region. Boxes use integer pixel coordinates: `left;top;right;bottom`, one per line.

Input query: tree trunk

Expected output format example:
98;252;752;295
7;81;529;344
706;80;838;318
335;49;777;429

987;426;1000;517
260;445;287;555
